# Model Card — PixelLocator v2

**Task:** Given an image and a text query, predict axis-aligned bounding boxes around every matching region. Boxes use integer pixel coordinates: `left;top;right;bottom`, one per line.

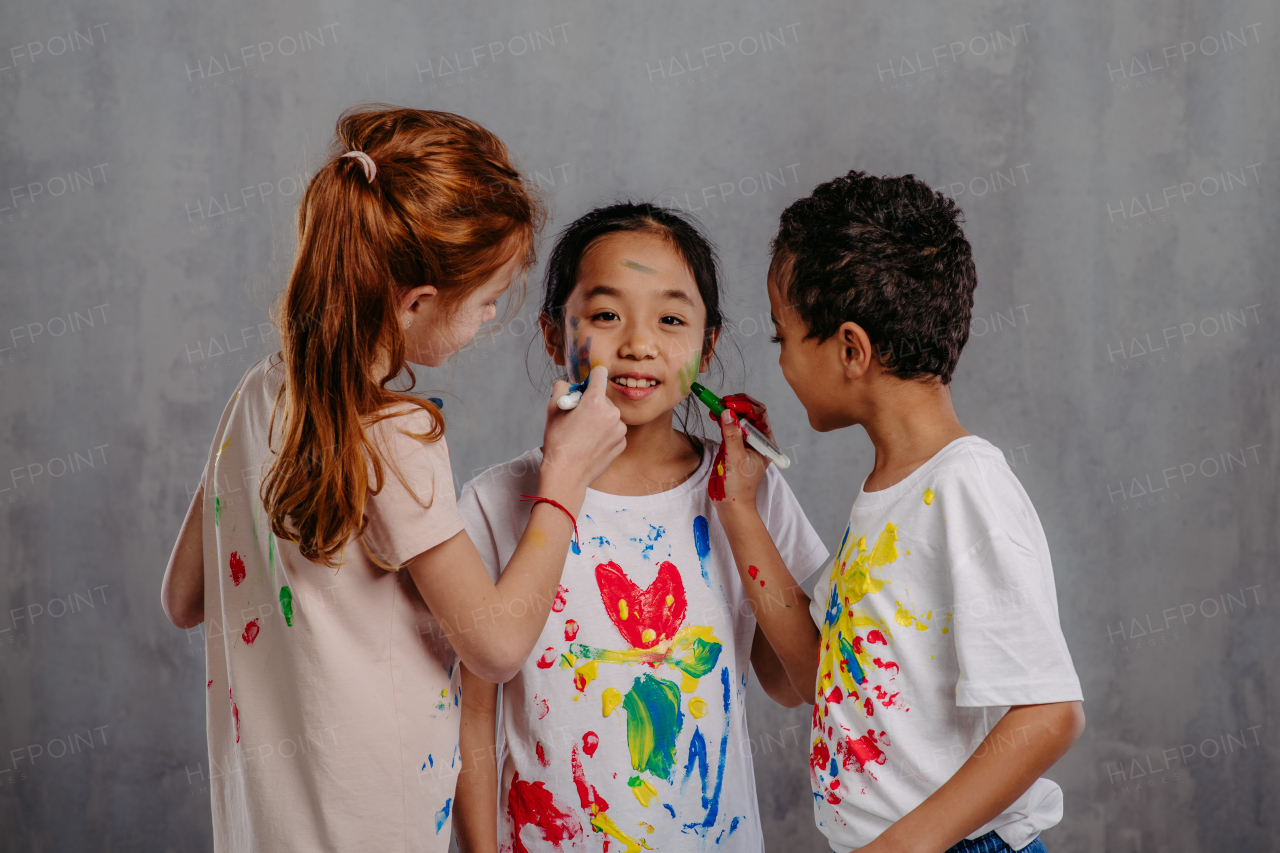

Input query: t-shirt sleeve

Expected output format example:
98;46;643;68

757;466;831;586
945;464;1084;707
458;479;502;584
361;409;466;569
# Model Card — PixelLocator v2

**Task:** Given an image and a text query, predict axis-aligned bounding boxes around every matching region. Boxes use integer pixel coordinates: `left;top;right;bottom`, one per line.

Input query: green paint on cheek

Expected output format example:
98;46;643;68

677;350;701;396
279;586;293;627
621;674;684;779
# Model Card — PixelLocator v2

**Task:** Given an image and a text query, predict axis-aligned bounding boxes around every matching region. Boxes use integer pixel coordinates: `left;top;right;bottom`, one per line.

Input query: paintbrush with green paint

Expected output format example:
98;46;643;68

689;382;791;470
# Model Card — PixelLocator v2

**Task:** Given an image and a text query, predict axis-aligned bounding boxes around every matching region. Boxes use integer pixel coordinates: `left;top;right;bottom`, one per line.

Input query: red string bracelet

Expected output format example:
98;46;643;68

519;495;580;551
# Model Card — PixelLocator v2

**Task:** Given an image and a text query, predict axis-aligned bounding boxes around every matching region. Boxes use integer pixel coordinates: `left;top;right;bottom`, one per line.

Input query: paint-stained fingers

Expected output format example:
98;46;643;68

719;409;767;474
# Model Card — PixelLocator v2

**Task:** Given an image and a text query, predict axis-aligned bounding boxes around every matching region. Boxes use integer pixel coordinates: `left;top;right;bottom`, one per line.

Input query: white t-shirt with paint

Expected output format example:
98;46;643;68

460;442;828;853
808;436;1083;853
201;356;467;852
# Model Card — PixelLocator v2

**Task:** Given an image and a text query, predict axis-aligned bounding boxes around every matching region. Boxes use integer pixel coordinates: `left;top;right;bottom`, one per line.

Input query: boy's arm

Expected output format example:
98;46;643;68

455;664;500;853
712;410;821;703
162;483;205;629
864;701;1086;853
749;624;805;707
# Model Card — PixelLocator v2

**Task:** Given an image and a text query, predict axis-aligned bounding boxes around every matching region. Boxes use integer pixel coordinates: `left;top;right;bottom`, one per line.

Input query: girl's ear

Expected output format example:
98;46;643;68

539;313;566;366
699;327;721;372
401;285;439;324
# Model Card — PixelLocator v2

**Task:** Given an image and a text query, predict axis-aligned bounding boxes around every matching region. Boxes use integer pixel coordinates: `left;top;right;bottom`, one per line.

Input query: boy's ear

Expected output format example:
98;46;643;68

836;321;876;380
539;314;566;366
699;327;721;372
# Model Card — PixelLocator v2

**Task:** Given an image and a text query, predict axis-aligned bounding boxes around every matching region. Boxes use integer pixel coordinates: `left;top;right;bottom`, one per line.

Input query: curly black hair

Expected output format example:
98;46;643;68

769;171;977;384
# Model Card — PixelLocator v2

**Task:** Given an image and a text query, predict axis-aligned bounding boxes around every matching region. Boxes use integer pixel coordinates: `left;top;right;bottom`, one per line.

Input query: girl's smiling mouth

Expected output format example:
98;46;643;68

610;372;662;399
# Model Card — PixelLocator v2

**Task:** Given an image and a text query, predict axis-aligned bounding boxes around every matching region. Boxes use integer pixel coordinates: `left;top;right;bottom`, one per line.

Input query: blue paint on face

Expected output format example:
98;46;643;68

692;516;713;589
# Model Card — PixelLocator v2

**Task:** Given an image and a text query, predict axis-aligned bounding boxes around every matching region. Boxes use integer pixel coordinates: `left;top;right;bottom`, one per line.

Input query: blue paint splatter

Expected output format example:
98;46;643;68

729;816;741;836
829;757;837;777
664;804;677;819
451;742;459;768
428;754;434;768
421;762;427;771
571;540;581;555
839;634;867;685
682;727;709;802
684;667;731;835
434;797;452;833
590;535;611;548
692;516;712;589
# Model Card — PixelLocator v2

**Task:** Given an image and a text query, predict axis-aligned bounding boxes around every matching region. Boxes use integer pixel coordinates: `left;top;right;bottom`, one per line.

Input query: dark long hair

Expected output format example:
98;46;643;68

540;201;728;450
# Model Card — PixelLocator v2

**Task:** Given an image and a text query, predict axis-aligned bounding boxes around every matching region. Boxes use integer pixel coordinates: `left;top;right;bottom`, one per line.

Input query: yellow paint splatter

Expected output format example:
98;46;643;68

941;627;949;634
217;437;232;459
681;672;698;693
639;822;655;833
641;628;656;644
630;777;658;807
923;488;935;505
602;687;622;717
618;599;629;620
664;595;674;607
559;653;577;669
574;661;599;691
589;811;647;852
689;697;708;718
895;601;930;631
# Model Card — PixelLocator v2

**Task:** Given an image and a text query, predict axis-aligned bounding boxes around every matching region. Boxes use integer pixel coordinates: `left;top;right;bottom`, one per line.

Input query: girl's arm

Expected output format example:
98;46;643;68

749;624;805;707
455;664;500;853
711;410;821;702
860;701;1085;853
162;483;205;629
406;367;626;684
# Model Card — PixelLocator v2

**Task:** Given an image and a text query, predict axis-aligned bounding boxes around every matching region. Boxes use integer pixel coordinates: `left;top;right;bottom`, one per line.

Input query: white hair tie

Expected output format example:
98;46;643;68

342;150;377;183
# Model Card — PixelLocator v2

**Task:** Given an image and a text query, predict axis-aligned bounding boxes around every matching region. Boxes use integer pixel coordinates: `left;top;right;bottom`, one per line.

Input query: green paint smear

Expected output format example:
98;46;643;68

568;635;722;680
621;674;683;779
214;495;222;525
627;776;643;788
672;637;722;680
279;586;293;627
676;350;701;397
268;533;276;585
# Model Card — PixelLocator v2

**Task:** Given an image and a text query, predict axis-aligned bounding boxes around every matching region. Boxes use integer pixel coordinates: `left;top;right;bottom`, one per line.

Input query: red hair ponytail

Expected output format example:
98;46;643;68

261;105;543;567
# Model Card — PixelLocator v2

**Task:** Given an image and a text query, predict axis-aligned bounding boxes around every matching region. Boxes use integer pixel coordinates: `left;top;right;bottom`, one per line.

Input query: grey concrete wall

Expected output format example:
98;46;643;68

1;0;1276;850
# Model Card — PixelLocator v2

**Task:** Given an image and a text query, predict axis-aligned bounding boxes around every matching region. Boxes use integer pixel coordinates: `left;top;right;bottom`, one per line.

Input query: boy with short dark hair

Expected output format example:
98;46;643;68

715;171;1084;853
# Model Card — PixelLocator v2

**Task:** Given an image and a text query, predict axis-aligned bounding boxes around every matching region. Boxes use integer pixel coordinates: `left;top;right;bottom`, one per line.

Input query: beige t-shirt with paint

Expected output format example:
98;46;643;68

201;356;466;853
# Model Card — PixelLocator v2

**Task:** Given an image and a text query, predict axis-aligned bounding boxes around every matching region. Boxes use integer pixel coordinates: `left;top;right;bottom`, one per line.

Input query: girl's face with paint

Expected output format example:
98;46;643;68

546;230;716;427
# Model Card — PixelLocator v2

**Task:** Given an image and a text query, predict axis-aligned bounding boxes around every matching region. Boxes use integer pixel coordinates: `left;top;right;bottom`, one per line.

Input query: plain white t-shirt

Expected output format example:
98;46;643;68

460;441;828;853
807;436;1082;853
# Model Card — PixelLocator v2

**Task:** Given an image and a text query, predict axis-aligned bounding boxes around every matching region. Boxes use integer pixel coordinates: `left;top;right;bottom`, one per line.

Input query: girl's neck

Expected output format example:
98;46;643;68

586;411;703;497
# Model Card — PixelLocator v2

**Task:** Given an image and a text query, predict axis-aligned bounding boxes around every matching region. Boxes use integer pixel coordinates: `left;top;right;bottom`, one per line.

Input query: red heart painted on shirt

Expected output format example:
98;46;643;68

594;560;687;650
